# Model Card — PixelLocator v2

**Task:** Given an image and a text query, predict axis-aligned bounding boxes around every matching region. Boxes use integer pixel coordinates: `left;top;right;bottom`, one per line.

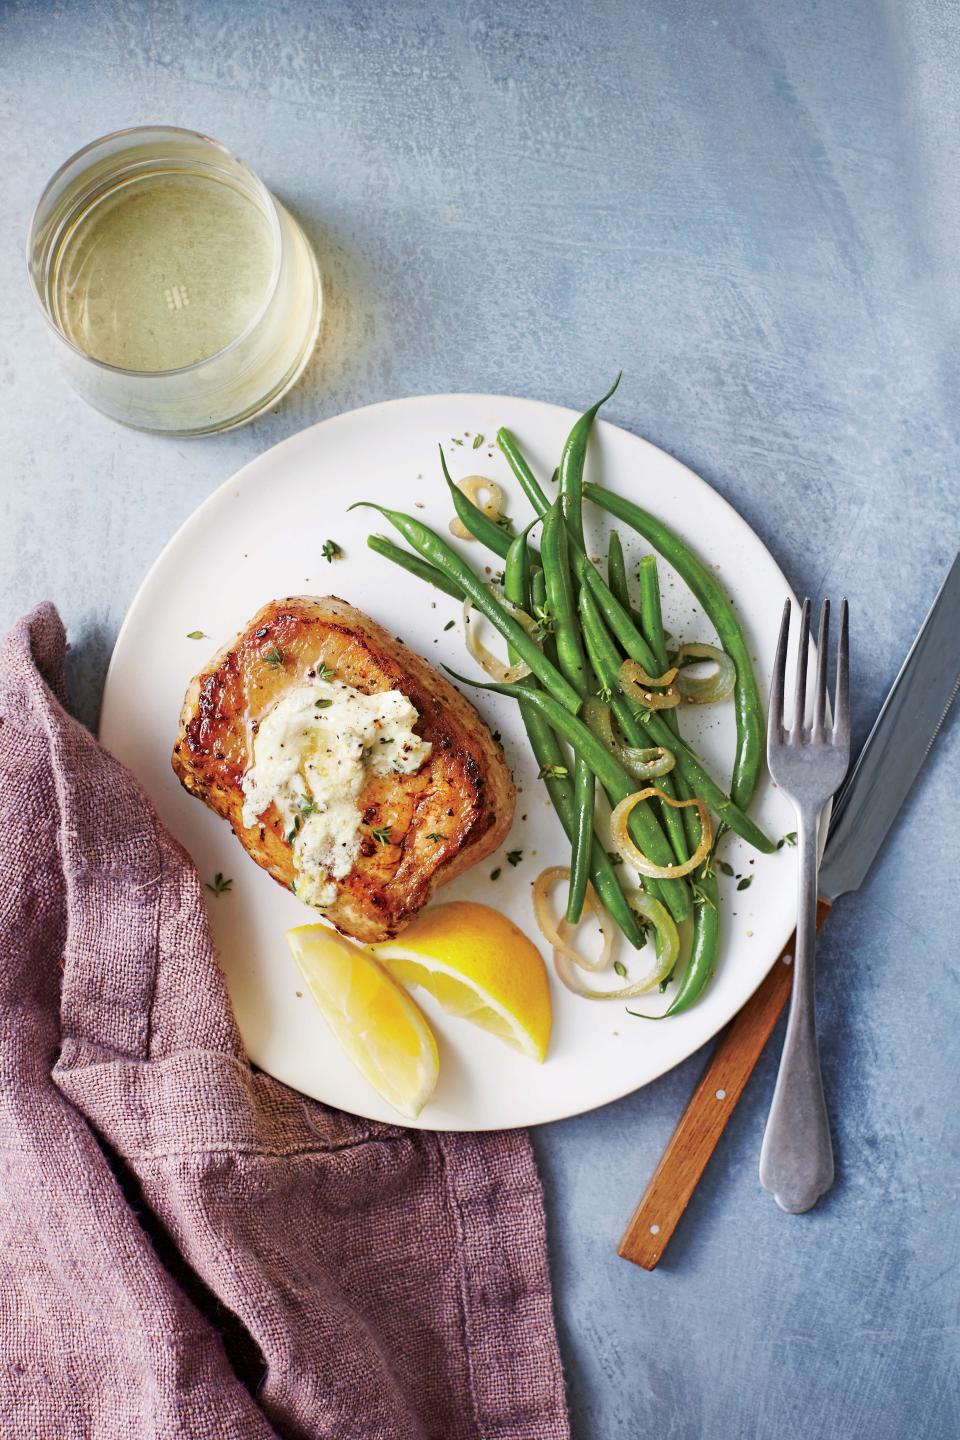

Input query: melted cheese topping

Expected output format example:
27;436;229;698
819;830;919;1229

241;678;432;907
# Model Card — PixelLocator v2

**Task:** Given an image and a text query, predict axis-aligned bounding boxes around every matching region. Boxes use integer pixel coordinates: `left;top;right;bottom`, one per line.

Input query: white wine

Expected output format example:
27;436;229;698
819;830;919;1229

29;127;321;432
50;169;276;372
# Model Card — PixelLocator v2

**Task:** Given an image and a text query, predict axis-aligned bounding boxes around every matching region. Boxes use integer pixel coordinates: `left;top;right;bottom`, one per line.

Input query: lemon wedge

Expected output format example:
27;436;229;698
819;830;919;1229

287;925;439;1119
369;901;552;1063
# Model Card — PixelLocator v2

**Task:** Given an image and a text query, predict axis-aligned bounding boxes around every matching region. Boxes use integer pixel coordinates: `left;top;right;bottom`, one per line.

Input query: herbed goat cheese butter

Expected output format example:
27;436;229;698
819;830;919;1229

241;678;432;907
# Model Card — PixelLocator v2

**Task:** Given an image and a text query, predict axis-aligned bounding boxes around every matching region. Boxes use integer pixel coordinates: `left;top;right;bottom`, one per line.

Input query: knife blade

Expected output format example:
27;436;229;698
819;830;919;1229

820;551;960;901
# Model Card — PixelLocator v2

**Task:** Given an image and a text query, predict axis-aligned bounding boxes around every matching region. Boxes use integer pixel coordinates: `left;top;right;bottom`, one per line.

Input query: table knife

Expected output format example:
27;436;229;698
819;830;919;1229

619;552;960;1270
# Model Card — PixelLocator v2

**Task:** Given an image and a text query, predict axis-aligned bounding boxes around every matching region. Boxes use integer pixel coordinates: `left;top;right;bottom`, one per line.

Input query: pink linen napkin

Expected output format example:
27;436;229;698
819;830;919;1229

0;605;570;1440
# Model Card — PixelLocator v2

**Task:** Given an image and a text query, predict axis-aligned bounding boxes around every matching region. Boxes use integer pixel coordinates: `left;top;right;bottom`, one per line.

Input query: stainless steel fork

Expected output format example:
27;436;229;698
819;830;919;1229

759;598;850;1213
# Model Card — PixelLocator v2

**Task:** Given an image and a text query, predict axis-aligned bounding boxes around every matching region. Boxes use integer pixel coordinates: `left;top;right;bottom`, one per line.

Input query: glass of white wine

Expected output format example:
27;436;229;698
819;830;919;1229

27;126;322;435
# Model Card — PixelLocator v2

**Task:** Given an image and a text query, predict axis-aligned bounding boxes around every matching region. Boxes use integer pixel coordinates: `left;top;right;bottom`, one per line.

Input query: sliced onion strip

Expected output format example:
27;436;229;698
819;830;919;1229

611;788;712;878
462;586;537;683
449;475;506;540
533;865;681;999
532;867;614;972
674;643;736;704
552;893;680;999
621;659;678;688
618;659;681;710
582;697;676;780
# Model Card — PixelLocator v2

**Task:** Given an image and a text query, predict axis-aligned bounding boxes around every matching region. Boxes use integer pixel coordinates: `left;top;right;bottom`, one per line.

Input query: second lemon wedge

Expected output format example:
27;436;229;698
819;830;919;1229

287;925;439;1118
369;901;552;1062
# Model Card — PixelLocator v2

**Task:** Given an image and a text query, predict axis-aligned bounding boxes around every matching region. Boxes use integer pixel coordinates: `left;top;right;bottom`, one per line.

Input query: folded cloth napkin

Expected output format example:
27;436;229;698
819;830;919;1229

0;605;569;1440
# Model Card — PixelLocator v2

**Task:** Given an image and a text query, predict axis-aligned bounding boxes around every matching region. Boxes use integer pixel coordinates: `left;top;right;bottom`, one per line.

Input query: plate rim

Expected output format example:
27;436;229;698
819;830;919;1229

100;391;802;1129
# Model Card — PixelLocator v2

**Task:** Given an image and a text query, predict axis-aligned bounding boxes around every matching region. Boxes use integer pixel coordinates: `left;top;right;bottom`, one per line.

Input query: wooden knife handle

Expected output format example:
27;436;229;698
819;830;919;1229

618;899;831;1270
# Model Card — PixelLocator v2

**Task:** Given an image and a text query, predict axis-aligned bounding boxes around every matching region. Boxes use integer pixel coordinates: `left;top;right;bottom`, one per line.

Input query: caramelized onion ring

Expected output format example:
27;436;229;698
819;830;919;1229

581;697;676;779
674;643;736;704
532;866;614;972
611;788;712;878
618;659;681;710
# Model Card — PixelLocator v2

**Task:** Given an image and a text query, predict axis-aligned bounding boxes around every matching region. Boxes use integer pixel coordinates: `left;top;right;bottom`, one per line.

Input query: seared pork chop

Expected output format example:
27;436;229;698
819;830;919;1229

172;596;515;942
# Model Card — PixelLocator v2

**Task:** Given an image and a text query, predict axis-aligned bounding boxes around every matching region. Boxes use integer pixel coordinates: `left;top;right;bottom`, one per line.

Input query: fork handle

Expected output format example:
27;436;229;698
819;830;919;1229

758;809;834;1213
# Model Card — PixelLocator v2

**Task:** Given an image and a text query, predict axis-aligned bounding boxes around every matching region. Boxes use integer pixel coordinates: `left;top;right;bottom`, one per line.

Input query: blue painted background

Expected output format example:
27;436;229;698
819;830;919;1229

1;2;957;1435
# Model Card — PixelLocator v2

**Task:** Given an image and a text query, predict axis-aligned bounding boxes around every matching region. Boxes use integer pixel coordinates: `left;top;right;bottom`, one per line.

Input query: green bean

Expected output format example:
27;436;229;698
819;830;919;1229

607;530;631;614
444;668;692;925
541;501;593;923
350;501;582;713
636;556;669;673
496;428;551;517
584;484;764;811
503;523;534;609
643;712;772;851
444;489;514;560
665;870;719;1013
505;536;645;948
627;869;720;1020
522;709;647;948
637;552;701;852
367;534;465;601
634;555;693;863
558;373;621;547
576;554;662;675
440;447;517;557
541;502;589;695
579;586;773;853
637;553;719;1012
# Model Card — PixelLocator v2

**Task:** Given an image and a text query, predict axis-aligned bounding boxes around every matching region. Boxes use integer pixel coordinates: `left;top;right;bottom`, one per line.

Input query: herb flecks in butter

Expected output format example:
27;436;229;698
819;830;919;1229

241;678;431;907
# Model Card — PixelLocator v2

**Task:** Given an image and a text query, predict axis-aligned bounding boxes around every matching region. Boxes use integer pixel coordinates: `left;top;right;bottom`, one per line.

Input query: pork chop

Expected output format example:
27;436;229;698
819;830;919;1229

172;596;515;943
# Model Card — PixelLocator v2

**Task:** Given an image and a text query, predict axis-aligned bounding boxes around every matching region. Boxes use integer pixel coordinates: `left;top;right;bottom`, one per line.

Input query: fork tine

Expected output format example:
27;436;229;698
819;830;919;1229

833;598;850;747
768;598;791;750
792;598;812;737
812;599;830;741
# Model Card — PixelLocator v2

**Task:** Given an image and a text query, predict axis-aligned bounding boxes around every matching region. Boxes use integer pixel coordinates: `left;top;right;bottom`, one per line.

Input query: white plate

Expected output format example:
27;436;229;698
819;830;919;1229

100;394;799;1131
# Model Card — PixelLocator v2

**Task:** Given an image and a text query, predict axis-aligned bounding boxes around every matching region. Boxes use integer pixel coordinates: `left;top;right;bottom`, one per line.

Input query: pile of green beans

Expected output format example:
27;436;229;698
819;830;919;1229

359;380;772;1015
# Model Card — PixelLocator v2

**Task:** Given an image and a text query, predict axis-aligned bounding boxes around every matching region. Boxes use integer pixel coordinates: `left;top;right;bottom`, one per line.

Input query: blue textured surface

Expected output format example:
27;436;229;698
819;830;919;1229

2;3;958;1435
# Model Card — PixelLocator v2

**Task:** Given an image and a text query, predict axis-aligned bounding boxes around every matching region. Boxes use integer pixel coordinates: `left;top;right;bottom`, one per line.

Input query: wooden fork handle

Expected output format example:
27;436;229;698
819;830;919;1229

618;899;832;1270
